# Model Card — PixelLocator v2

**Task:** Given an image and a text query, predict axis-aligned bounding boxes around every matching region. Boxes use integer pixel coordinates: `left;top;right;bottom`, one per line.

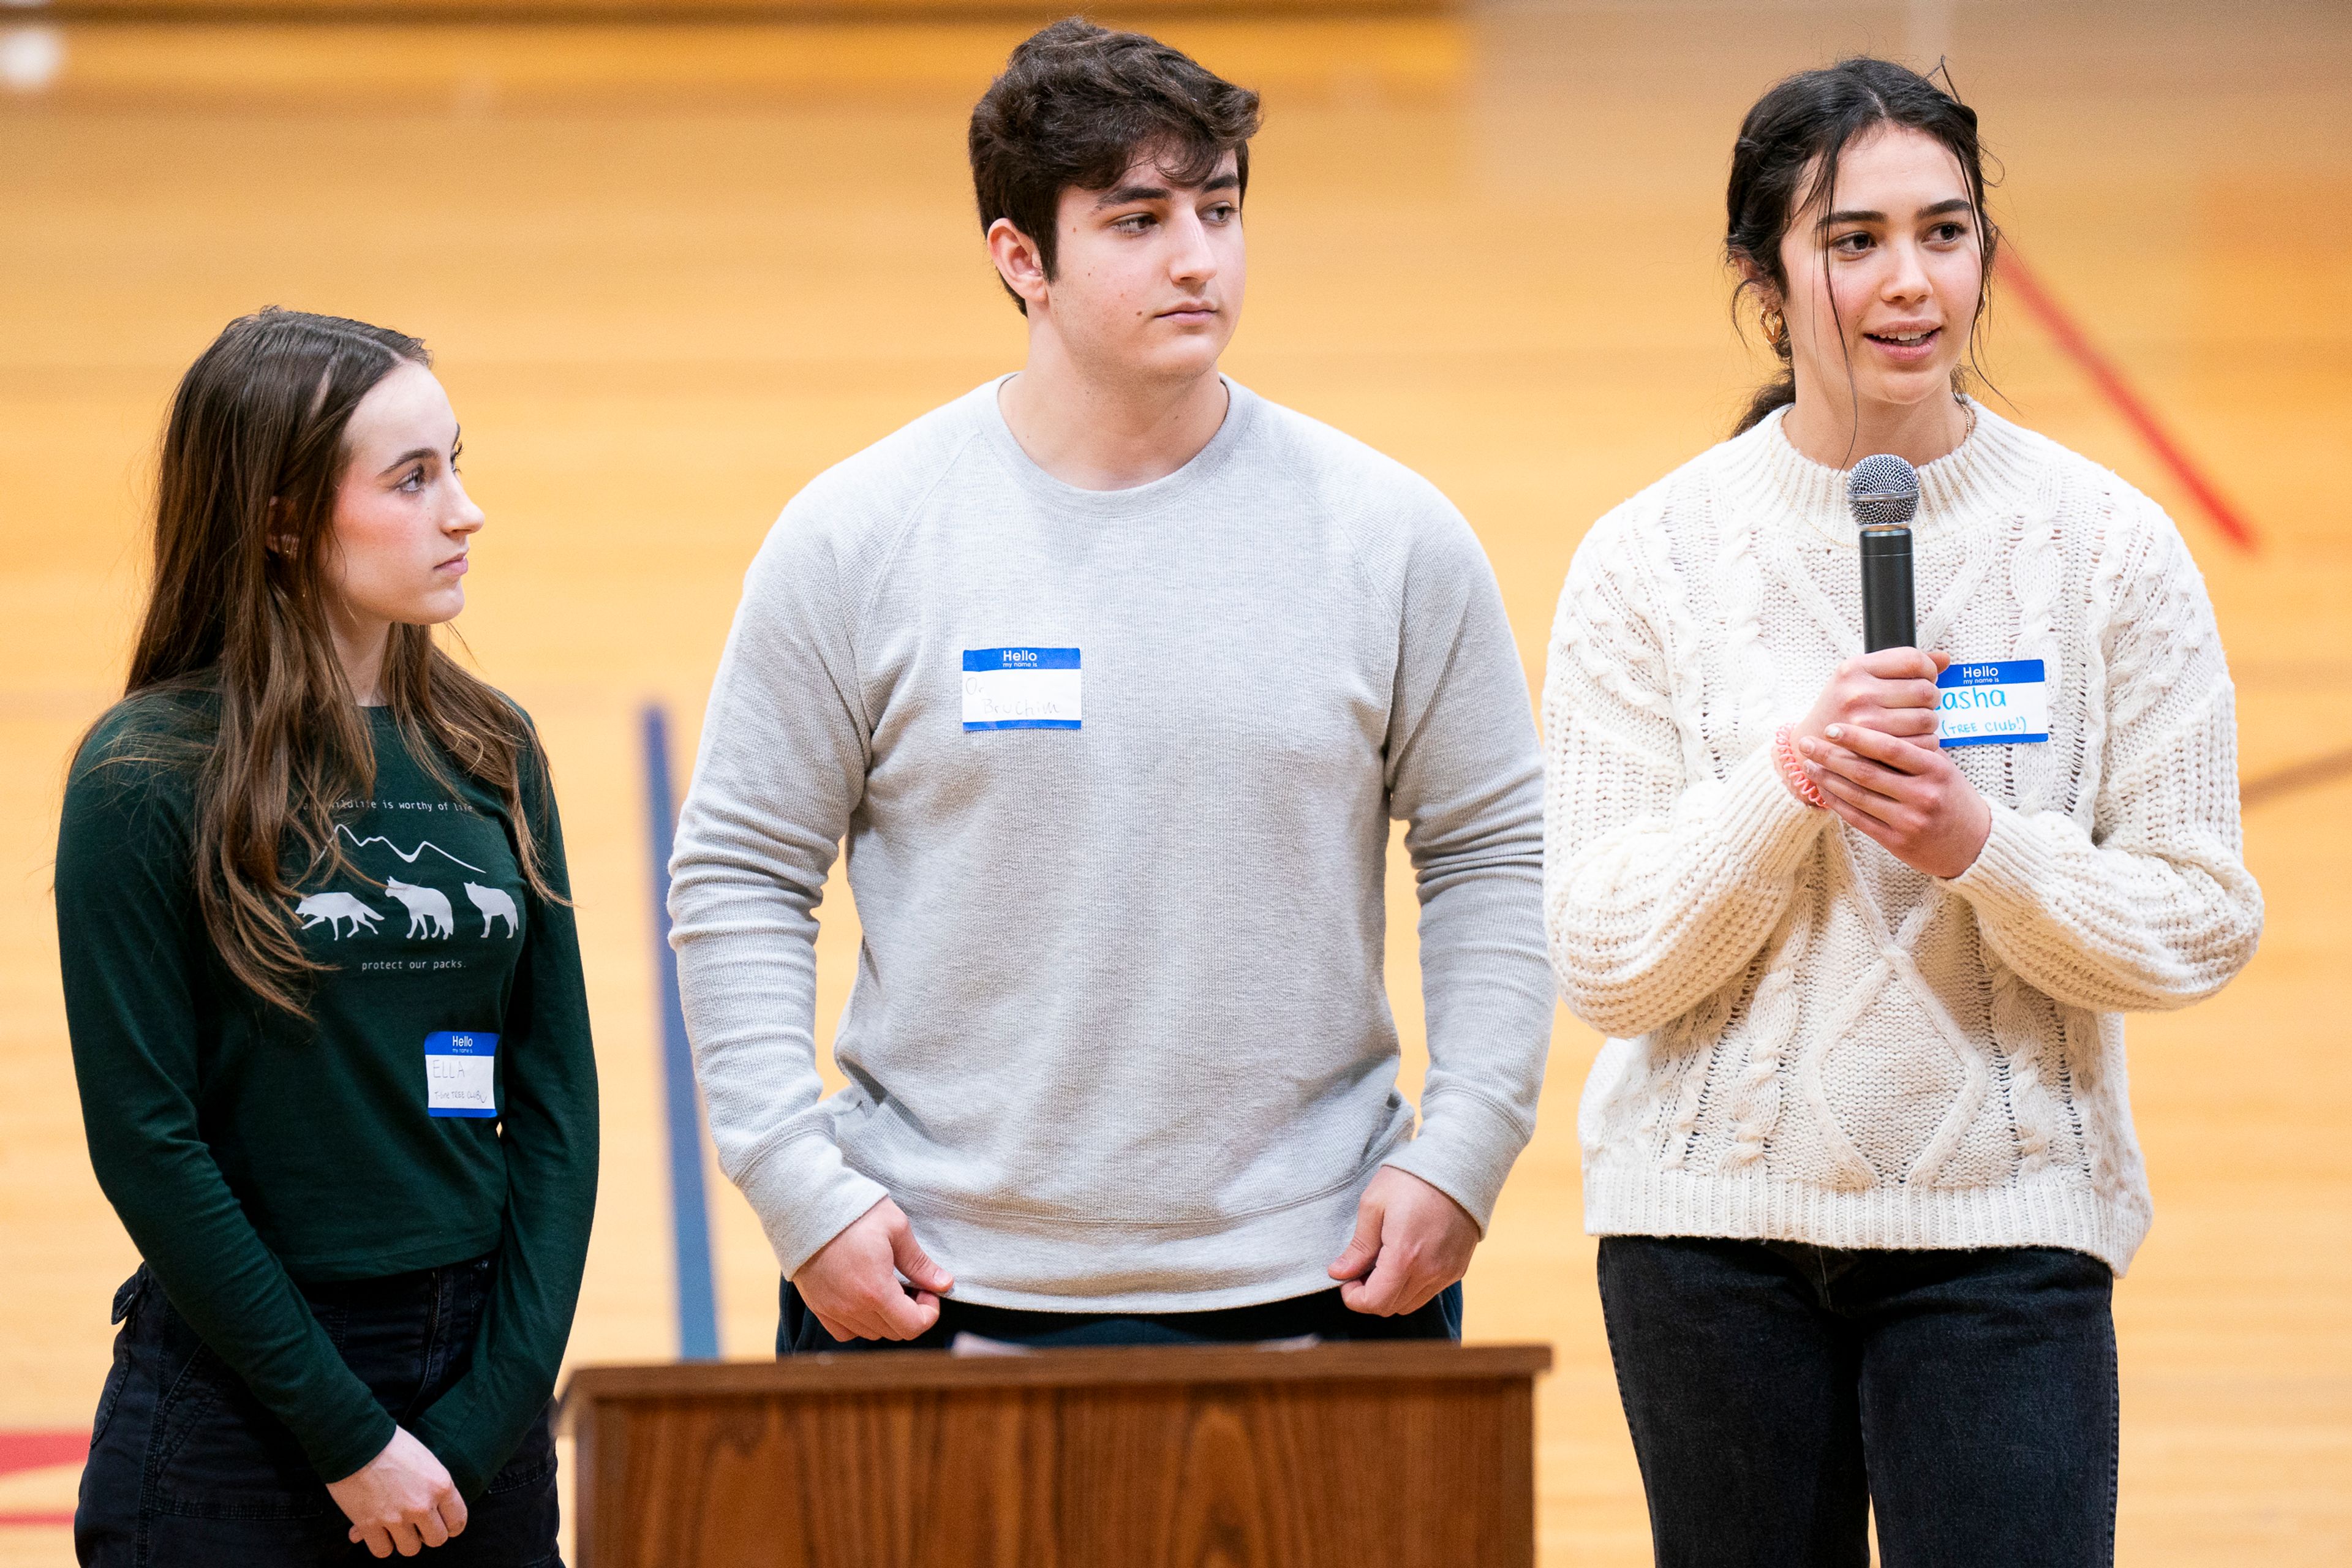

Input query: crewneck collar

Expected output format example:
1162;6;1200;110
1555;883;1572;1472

1717;398;2042;551
973;372;1255;522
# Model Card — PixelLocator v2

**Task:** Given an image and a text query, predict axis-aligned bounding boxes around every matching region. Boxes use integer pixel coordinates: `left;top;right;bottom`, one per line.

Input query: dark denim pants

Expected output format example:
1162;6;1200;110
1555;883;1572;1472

77;1256;559;1567
1597;1237;2117;1568
778;1278;1464;1354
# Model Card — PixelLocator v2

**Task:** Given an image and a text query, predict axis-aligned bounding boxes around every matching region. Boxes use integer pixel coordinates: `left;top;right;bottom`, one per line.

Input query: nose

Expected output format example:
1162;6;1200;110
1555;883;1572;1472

1882;238;1932;304
447;472;486;535
1167;207;1219;288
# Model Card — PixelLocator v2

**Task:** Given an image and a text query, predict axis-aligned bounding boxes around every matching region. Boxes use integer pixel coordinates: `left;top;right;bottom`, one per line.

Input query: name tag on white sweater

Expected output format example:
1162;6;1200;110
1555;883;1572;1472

424;1030;498;1118
963;647;1081;731
1937;658;2049;747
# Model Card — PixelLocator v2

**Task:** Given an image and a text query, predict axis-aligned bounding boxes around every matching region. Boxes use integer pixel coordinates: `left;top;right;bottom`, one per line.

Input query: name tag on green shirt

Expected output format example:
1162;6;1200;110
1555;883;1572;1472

424;1030;498;1118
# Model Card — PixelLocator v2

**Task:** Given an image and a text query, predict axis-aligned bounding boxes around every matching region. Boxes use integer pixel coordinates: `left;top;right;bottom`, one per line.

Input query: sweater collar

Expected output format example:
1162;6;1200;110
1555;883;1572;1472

1716;398;2041;551
970;372;1256;522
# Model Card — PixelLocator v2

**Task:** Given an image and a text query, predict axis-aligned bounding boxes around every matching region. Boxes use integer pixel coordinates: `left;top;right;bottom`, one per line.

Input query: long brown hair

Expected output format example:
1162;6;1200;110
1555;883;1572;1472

99;307;558;1016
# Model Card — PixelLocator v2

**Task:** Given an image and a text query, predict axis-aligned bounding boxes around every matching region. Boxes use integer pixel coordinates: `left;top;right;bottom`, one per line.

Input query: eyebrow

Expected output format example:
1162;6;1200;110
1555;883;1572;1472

377;428;459;477
1093;171;1241;209
1821;197;1975;225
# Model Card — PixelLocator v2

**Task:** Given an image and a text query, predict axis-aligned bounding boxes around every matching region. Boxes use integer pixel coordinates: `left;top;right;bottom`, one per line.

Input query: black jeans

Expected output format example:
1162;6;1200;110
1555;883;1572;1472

778;1278;1464;1353
1597;1237;2117;1568
77;1257;560;1567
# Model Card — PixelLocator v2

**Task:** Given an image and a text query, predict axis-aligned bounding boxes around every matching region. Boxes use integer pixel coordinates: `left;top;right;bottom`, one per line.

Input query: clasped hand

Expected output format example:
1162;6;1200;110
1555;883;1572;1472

329;1427;465;1559
1792;647;1991;880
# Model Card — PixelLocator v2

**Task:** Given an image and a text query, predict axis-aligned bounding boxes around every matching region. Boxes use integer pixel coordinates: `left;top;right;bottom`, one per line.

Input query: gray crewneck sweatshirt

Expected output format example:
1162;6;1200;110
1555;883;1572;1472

670;377;1553;1311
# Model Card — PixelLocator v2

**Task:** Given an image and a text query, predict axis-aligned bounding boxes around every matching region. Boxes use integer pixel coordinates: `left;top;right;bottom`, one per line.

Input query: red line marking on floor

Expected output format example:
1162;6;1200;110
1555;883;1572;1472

1997;248;2260;552
0;1432;86;1477
2243;744;2352;808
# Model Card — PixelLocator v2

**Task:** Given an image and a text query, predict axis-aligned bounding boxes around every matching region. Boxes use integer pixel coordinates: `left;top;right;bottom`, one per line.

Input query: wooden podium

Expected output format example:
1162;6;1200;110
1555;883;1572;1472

560;1340;1550;1567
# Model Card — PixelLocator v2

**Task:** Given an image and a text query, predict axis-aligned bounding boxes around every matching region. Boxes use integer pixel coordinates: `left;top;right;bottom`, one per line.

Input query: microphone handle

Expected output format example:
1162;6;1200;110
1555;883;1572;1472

1860;527;1916;652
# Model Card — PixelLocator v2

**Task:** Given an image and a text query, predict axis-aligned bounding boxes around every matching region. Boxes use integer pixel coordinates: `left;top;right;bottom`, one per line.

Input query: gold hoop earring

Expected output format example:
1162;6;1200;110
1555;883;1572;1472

1761;307;1786;348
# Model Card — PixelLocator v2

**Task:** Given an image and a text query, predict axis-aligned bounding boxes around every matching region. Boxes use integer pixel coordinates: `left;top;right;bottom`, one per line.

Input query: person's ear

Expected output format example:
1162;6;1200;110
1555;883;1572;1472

264;497;300;559
986;217;1052;313
1736;259;1788;347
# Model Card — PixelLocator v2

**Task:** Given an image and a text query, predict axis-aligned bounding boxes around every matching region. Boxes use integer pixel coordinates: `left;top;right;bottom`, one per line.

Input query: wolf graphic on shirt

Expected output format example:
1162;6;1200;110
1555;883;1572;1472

464;883;519;938
294;824;516;944
385;879;455;939
295;892;383;939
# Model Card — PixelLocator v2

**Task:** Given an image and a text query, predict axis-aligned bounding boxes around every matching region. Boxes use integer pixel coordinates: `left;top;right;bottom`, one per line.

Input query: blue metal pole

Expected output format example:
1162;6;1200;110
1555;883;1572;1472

642;703;720;1360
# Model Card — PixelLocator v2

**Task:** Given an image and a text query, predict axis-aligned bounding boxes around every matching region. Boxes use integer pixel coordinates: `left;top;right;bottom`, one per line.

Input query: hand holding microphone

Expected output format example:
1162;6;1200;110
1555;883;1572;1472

1790;647;1948;756
1784;456;1946;755
1788;451;1991;878
1791;454;1943;748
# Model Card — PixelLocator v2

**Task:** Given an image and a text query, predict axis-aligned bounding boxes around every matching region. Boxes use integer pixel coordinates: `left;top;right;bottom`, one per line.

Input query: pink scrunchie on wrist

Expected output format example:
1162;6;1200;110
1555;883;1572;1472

1774;725;1829;810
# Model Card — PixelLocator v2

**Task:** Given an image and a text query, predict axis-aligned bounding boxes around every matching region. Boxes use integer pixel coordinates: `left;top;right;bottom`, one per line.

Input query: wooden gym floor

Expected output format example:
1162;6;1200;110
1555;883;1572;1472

2;3;2347;1561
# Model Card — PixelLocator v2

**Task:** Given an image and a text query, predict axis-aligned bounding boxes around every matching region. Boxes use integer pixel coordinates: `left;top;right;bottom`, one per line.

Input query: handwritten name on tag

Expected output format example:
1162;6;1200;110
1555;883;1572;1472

1937;658;2051;748
963;647;1081;731
424;1030;499;1118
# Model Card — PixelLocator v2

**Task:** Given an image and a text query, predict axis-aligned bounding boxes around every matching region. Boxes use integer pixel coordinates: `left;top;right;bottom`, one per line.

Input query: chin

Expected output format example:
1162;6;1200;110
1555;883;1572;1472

1867;369;1962;410
1142;340;1224;383
410;593;466;626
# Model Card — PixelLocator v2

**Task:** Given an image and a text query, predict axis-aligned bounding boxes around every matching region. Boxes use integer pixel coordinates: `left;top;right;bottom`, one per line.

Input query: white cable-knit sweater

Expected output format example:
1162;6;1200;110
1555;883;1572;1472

1543;402;2262;1273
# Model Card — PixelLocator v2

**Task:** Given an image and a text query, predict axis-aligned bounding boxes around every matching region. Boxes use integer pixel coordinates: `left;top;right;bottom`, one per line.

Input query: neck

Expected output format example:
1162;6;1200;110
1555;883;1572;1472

1781;383;1971;470
330;608;393;707
998;329;1229;491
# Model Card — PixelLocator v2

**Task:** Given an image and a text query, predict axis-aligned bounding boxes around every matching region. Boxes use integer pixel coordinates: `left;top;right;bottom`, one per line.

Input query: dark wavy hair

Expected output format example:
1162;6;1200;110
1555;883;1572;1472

88;307;557;1016
1726;57;2000;434
968;17;1262;314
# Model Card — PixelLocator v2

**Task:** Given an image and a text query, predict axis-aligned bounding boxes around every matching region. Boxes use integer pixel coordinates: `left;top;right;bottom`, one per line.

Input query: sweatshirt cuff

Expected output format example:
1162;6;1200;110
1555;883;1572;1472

1379;1089;1532;1234
739;1133;892;1280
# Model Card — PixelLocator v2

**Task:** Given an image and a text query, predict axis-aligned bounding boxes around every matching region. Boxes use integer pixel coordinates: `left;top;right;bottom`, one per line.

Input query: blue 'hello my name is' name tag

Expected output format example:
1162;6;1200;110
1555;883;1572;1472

424;1030;498;1118
962;647;1081;731
1937;658;2050;747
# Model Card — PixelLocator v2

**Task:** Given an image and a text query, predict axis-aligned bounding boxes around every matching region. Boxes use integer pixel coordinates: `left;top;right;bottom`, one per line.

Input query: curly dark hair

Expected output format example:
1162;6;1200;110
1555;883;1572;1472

1726;57;2000;434
969;18;1262;313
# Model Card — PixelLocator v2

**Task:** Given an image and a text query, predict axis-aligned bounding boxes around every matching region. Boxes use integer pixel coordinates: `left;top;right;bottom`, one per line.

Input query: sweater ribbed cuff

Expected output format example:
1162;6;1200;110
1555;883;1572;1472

739;1133;891;1280
1943;799;2041;907
1724;740;1831;873
1380;1088;1531;1234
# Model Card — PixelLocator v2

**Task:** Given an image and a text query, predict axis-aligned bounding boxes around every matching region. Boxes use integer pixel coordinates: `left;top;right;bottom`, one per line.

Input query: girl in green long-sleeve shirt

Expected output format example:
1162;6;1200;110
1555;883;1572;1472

59;308;598;1565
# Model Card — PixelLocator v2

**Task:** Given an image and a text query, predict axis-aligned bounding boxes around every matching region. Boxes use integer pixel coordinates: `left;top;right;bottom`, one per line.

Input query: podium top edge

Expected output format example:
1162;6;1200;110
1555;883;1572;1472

560;1340;1553;1405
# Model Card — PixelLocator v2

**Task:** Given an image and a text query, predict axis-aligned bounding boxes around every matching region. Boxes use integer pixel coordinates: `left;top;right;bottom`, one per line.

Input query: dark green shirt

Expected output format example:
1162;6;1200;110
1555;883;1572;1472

57;693;599;1496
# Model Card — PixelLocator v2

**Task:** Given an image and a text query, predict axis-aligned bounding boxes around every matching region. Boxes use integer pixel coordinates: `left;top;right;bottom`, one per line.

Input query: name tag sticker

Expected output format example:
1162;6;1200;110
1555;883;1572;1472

1937;658;2050;748
963;647;1081;731
424;1030;499;1118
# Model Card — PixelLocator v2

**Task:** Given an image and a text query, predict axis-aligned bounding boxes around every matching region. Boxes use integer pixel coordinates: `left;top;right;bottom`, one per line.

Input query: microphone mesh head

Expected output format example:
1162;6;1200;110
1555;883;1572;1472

1848;453;1920;527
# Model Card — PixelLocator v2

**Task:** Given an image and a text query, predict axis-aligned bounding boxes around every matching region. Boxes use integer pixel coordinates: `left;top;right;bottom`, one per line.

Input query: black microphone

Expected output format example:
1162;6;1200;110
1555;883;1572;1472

1849;453;1920;652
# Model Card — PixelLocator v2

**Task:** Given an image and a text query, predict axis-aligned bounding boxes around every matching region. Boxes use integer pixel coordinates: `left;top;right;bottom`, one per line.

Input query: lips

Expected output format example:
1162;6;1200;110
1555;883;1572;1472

1864;325;1942;361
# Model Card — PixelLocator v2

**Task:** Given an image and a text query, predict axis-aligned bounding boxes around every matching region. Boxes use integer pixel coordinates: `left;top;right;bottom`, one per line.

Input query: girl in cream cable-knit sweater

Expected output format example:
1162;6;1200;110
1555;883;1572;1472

1546;59;2261;1568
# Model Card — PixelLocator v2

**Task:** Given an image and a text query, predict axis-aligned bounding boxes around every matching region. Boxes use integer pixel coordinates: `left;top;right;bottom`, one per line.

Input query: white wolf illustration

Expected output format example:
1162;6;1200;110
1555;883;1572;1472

295;891;382;939
464;882;519;938
384;879;454;939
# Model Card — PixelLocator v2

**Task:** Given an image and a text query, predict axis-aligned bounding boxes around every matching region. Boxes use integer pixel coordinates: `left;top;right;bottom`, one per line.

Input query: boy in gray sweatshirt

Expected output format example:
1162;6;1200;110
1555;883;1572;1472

669;18;1553;1349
